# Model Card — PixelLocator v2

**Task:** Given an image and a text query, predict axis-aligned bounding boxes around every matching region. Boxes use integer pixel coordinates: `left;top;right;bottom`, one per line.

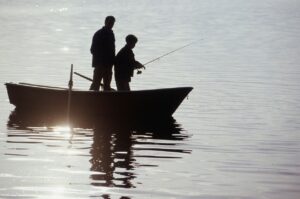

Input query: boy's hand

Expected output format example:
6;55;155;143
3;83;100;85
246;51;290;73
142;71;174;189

136;62;145;69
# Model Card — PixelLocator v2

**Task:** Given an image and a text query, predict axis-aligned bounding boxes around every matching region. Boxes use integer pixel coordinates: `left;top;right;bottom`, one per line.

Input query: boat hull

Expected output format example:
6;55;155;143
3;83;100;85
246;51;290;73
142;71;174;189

5;83;193;120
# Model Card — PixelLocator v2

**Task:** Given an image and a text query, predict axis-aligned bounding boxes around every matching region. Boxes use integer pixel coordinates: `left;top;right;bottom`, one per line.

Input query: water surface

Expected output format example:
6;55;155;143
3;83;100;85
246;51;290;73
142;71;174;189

1;0;300;198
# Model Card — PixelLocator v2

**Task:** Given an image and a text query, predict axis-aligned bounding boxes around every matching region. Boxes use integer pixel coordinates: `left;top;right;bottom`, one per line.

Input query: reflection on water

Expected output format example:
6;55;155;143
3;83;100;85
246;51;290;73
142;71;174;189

90;126;134;188
4;110;190;197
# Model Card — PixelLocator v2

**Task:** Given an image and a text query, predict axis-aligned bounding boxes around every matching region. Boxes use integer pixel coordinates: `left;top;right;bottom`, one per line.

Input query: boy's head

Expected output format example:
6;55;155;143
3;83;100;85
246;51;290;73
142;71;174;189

126;34;138;49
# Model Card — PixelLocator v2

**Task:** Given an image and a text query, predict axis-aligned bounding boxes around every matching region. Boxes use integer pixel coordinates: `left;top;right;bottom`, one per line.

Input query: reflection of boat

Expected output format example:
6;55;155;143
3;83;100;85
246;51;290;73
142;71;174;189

5;82;193;120
6;110;191;189
7;107;178;131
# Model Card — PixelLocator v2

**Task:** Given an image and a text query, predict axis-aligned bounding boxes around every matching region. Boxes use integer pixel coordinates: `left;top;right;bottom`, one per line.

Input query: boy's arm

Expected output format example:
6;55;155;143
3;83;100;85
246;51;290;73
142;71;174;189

135;61;145;69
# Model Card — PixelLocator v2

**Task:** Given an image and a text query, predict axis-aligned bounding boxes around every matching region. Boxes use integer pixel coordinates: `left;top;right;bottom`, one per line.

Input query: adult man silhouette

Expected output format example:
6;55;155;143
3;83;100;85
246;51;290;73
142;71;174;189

90;16;115;91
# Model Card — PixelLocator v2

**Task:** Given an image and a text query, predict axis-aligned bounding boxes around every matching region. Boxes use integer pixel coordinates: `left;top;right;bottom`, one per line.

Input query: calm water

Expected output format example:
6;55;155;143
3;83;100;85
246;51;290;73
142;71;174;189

1;0;300;198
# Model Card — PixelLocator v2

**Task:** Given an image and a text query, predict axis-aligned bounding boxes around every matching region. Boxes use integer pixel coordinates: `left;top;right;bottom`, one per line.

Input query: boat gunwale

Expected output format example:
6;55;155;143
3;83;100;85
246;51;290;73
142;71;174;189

5;82;193;93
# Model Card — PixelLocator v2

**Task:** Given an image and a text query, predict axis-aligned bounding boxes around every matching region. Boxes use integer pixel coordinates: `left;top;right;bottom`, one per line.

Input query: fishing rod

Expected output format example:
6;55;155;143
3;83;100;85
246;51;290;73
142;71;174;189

142;41;196;66
74;41;196;80
135;41;196;74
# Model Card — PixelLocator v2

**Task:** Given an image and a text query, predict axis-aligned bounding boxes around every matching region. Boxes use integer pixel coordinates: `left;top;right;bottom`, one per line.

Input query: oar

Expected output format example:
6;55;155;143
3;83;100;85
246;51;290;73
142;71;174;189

74;72;93;81
74;72;116;91
67;64;73;125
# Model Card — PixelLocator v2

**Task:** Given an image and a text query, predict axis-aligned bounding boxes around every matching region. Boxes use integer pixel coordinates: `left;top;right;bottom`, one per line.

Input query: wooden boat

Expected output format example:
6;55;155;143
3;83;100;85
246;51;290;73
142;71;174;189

5;82;193;120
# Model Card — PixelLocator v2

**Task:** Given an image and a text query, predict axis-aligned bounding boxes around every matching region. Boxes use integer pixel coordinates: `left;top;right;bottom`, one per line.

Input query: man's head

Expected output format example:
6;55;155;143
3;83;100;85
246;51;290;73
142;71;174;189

126;34;138;49
105;16;115;29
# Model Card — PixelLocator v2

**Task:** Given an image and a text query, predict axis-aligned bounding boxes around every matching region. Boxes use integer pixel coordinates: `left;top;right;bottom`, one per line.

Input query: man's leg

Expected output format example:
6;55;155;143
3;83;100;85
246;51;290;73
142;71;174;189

103;66;113;91
124;82;130;91
116;80;122;91
89;68;102;91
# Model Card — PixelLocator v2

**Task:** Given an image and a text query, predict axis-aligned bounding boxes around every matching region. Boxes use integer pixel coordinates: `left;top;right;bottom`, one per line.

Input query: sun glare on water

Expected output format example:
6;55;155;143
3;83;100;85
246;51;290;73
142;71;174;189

51;125;73;139
53;126;72;132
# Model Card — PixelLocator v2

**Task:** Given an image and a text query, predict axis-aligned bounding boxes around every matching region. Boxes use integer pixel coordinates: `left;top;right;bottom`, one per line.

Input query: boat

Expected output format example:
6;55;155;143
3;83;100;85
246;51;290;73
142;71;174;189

5;82;193;121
